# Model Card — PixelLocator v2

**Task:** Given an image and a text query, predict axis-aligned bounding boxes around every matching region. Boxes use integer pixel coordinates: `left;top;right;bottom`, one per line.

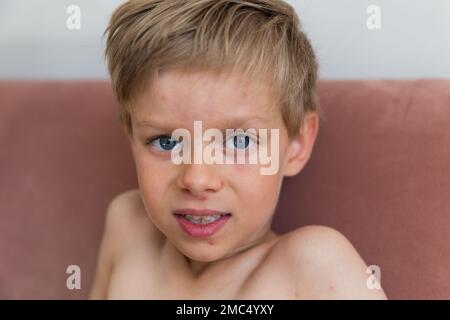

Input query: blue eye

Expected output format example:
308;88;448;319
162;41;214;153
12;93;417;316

226;133;257;150
148;135;180;151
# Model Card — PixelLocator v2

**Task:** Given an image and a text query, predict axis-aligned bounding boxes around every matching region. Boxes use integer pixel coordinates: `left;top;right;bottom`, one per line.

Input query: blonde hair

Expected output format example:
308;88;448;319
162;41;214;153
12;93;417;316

104;0;320;138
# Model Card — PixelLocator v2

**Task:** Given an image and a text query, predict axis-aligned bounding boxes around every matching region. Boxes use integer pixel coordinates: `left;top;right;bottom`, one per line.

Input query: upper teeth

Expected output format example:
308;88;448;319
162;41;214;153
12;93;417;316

184;214;222;224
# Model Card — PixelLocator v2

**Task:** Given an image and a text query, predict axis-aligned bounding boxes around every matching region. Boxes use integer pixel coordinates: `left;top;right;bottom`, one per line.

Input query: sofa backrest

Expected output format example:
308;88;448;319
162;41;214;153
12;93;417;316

0;80;449;299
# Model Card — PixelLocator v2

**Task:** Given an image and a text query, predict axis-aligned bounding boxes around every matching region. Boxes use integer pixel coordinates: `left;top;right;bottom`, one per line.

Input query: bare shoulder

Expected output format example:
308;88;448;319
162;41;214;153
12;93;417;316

106;189;148;230
270;225;387;299
105;189;164;249
107;189;147;222
89;189;165;299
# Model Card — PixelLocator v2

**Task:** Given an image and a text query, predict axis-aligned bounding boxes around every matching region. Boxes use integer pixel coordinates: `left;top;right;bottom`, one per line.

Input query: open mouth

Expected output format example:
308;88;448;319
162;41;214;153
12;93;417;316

174;213;231;225
173;210;232;238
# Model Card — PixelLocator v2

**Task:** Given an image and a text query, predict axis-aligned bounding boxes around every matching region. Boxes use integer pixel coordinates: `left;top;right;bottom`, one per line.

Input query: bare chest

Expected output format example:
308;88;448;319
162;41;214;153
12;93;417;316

107;243;295;299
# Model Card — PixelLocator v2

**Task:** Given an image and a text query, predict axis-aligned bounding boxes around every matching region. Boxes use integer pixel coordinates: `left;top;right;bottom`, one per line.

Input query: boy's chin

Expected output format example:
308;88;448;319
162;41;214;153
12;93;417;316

176;241;230;262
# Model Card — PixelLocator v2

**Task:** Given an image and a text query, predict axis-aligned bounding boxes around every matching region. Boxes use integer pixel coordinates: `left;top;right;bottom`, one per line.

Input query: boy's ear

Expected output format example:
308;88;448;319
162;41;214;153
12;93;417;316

283;112;319;177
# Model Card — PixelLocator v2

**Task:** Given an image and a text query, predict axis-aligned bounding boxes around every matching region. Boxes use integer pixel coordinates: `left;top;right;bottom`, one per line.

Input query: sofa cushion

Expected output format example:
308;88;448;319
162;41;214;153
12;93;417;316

0;80;449;299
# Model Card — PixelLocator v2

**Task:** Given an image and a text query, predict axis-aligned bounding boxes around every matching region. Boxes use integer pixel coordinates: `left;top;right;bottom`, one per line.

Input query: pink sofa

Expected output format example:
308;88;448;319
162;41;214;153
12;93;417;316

0;80;449;299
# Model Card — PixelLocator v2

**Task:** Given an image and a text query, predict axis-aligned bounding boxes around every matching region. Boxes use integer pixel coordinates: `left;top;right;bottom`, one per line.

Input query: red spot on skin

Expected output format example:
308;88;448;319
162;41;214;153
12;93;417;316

208;239;215;245
329;283;335;291
234;163;247;173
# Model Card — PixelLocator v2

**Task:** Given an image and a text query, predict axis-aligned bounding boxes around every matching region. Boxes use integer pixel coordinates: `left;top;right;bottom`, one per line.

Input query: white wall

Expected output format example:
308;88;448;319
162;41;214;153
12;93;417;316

294;0;450;78
0;0;449;79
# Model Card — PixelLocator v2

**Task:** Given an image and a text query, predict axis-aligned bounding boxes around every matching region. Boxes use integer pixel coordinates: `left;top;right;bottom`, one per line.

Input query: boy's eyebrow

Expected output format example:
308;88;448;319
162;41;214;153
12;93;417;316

135;115;268;130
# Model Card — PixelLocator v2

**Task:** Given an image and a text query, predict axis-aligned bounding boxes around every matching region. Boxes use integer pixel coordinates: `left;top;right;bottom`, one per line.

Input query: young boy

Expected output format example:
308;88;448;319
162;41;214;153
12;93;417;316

90;0;387;299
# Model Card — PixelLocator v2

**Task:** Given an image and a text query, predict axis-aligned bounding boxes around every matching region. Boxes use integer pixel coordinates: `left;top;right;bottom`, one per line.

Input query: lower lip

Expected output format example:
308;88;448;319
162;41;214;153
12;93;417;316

175;214;231;238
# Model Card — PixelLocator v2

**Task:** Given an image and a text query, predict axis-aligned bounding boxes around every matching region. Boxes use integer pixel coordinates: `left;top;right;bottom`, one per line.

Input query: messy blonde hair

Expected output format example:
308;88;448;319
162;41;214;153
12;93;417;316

105;0;320;138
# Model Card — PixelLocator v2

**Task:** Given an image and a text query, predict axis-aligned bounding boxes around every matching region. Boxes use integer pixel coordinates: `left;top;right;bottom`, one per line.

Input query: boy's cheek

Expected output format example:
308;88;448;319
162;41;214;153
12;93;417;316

230;166;279;197
232;163;247;173
228;163;263;189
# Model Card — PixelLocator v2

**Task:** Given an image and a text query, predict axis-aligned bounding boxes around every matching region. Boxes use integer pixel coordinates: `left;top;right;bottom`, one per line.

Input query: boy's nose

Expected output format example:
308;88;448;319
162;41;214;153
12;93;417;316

176;163;223;198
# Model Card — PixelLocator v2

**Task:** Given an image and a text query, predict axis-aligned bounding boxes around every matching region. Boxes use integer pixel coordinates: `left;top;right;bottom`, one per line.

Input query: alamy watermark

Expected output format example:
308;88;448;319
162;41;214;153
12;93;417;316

366;264;382;290
366;5;381;30
66;5;81;30
66;265;81;290
153;121;280;175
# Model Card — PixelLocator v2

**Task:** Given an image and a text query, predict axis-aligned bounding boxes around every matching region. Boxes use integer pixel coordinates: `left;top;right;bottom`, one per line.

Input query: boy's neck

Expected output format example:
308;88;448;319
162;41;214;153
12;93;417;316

186;229;279;277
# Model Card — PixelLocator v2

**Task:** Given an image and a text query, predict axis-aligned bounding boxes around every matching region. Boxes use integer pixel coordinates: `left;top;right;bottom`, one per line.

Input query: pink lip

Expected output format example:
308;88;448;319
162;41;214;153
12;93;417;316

173;208;231;238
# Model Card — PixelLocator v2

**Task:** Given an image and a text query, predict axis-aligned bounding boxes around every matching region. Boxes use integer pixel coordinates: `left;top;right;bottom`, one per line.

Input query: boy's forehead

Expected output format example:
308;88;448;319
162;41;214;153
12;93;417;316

133;70;280;126
153;70;273;104
135;114;270;132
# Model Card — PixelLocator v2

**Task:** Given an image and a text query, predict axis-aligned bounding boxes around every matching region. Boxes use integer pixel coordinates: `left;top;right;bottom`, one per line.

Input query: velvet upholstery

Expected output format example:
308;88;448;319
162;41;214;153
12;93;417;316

0;80;449;299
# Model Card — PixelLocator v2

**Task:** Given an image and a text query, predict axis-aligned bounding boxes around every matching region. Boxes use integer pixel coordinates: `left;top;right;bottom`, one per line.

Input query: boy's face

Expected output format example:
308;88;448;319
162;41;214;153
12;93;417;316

128;69;318;262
